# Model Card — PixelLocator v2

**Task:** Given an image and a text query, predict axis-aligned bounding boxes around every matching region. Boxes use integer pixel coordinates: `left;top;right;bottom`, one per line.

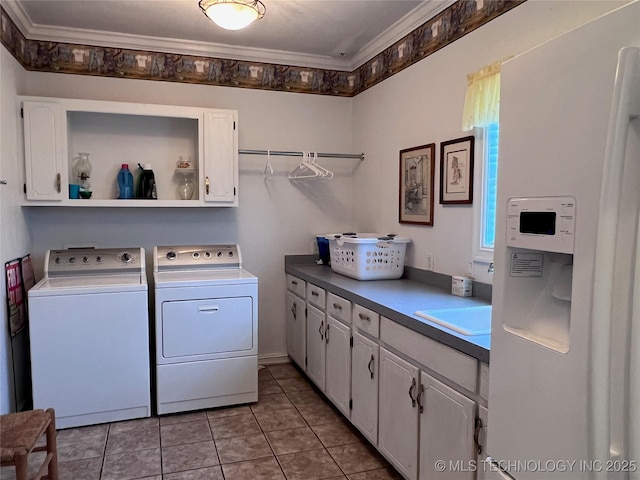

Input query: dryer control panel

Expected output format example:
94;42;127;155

155;245;242;271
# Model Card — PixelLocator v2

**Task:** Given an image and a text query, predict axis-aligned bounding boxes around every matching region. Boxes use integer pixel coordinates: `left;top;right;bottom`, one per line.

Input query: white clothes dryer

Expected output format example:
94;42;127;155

153;244;258;415
28;247;151;429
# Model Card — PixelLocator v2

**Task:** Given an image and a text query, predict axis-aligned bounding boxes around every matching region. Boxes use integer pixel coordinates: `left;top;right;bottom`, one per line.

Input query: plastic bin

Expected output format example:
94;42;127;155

324;233;411;280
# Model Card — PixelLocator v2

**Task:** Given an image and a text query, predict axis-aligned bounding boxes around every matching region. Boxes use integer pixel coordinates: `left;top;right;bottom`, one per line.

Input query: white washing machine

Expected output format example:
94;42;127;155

154;244;258;415
28;247;151;429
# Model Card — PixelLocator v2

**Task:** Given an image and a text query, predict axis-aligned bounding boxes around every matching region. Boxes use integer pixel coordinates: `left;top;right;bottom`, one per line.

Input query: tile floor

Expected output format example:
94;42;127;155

0;364;403;480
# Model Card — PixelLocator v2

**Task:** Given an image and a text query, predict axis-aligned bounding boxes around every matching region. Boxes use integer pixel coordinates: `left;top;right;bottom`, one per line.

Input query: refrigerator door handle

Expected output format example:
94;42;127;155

589;46;640;478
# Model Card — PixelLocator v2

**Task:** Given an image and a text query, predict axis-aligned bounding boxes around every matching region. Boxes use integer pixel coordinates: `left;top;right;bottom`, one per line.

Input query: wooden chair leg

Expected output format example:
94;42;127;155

45;408;58;480
14;448;29;480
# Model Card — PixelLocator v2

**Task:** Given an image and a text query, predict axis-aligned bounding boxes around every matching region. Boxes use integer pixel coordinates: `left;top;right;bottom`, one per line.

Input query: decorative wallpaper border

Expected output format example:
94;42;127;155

0;0;525;97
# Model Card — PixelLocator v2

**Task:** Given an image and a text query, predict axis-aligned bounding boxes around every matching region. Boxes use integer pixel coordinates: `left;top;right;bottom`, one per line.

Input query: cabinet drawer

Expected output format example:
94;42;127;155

327;293;351;324
353;304;380;338
286;275;306;298
380;317;477;392
306;283;326;310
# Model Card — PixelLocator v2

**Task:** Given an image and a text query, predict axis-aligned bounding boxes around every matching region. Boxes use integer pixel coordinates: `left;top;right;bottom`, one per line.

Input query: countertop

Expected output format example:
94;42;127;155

285;262;491;364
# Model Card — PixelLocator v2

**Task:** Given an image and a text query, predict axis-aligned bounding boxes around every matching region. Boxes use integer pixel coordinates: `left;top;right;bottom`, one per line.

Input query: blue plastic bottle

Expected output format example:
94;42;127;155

117;164;134;199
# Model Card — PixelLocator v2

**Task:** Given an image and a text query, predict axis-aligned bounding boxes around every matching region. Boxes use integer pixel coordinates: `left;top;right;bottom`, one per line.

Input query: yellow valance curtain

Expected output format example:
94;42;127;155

462;61;501;131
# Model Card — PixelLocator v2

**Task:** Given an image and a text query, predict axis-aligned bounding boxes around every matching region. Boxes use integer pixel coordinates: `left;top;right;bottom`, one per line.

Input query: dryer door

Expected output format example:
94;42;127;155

161;296;254;358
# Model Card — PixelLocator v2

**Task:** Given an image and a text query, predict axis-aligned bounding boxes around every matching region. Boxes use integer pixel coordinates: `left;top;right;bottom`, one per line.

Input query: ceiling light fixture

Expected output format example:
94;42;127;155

199;0;266;31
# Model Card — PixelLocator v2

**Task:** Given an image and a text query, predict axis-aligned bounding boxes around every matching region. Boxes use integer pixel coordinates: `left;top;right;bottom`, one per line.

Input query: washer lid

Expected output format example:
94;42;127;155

154;268;257;288
29;274;147;296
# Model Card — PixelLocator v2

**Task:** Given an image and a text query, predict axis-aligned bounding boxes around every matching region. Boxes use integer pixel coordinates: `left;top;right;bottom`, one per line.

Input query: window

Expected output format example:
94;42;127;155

481;122;499;250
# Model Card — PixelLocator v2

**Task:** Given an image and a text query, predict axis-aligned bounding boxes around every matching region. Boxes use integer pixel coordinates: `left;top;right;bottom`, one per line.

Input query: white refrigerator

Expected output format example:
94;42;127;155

487;2;640;479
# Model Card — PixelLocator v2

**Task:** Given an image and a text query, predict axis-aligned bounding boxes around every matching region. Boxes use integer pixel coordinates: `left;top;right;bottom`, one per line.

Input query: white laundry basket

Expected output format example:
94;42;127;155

324;233;411;280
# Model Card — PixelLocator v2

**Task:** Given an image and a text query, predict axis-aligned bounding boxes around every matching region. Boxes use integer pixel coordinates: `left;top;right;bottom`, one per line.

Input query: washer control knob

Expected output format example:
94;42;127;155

55;257;61;264
96;256;103;263
121;252;132;263
228;251;234;257
217;251;223;257
192;252;200;259
204;252;211;258
83;256;89;263
166;251;177;261
68;257;76;264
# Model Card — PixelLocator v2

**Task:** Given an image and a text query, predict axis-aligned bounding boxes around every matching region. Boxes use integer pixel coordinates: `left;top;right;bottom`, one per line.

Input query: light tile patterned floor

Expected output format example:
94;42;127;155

0;364;403;480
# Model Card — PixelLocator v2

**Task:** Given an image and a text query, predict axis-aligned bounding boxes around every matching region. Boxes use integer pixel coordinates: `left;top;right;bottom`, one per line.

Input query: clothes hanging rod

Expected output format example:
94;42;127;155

239;149;364;161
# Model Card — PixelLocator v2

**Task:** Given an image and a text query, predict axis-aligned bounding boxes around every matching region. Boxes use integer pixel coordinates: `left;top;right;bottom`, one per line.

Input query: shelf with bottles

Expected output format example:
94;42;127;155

21;97;238;207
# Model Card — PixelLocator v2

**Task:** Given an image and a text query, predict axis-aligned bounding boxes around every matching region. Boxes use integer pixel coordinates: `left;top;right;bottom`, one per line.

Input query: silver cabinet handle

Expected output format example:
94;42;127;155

408;378;417;408
56;173;61;193
198;305;220;313
205;176;210;195
319;321;324;339
368;354;374;379
358;313;370;321
417;384;425;413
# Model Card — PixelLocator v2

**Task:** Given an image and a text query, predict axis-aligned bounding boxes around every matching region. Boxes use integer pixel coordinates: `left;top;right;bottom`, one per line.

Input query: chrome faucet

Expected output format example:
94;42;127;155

488;261;494;274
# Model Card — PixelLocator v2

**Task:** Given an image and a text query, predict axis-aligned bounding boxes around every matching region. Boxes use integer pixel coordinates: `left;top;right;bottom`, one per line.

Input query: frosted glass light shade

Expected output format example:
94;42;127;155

199;0;266;31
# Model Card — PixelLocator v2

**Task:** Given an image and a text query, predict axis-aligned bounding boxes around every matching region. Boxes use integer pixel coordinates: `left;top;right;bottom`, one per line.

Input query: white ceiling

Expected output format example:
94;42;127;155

3;0;455;70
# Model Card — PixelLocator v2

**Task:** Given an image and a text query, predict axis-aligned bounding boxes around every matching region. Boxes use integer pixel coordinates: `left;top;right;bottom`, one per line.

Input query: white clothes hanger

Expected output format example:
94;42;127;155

289;151;323;179
264;150;274;178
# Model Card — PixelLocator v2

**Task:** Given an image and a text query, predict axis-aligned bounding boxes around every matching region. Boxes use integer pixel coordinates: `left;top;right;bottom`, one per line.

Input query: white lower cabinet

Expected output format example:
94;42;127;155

419;372;476;480
306;304;326;389
325;316;351;416
286;292;306;370
379;348;420;480
351;330;378;445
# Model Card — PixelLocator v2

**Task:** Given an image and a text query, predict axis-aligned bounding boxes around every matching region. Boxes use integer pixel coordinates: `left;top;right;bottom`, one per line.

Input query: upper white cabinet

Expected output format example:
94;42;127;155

23;101;66;200
20;97;238;207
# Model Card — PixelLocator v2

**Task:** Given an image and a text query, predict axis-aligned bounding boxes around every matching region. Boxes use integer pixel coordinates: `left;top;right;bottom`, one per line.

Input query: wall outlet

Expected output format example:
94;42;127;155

426;253;434;271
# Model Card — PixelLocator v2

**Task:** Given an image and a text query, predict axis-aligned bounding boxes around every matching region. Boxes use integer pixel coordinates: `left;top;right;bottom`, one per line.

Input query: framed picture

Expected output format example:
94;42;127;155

440;136;475;204
399;143;435;226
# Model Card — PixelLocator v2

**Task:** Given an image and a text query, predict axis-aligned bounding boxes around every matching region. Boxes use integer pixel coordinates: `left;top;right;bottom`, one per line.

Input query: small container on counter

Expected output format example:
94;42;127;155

452;276;473;297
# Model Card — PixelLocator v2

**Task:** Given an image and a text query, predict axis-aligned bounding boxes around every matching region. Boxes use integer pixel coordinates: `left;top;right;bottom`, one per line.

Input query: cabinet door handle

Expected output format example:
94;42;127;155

325;323;330;344
417;384;425;414
291;280;298;286
358;313;370;321
205;176;210;195
474;417;484;454
332;303;342;310
408;378;417;408
291;302;297;320
56;173;61;193
311;291;319;297
368;354;374;379
319;321;324;340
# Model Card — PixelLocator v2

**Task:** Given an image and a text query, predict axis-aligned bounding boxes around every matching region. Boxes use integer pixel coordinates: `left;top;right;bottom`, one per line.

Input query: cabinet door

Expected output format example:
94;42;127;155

351;331;378;444
325;316;351;416
419;372;476;480
306;304;326;389
286;292;306;370
379;348;419;480
203;111;237;205
23;101;66;200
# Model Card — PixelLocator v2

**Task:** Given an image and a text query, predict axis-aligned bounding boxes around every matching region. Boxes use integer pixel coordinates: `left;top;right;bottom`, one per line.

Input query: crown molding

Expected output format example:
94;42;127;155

0;0;353;71
350;0;455;70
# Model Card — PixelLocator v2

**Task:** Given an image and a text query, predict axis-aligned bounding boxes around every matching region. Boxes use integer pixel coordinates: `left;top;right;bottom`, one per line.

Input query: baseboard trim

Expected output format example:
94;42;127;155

258;353;290;365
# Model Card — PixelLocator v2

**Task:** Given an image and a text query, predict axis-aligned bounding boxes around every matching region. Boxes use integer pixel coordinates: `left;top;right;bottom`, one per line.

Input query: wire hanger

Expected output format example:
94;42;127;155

264;150;274;178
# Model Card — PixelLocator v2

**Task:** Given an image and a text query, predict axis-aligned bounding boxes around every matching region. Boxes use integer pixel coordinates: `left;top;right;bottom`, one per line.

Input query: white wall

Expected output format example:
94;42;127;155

1;48;29;413
352;0;628;280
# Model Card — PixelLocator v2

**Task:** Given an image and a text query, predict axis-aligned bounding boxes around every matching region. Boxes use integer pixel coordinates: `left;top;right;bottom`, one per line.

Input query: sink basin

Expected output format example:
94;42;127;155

414;305;492;336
